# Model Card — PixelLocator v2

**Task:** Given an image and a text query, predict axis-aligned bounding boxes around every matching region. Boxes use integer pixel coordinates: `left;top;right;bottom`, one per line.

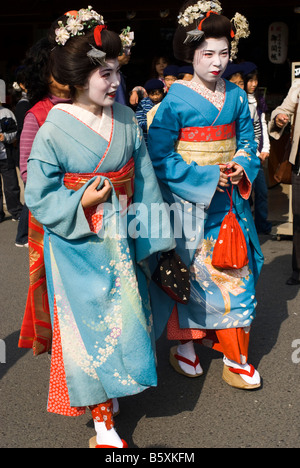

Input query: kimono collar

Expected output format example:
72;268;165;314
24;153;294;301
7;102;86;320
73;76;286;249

53;103;112;141
176;78;226;111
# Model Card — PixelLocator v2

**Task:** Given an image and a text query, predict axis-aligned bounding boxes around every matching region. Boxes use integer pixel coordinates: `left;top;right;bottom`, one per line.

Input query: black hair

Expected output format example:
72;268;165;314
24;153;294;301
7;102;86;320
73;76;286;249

173;1;233;63
48;15;122;99
22;37;52;106
244;69;267;113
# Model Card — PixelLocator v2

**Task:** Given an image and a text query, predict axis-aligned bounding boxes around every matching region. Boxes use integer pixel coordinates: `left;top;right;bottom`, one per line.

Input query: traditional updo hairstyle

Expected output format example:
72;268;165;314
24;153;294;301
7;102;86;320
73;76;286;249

173;1;234;63
48;12;122;99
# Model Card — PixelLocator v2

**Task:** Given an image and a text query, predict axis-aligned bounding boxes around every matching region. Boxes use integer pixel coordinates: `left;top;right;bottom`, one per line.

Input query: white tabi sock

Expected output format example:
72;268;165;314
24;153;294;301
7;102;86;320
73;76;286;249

94;420;123;448
177;341;203;375
223;356;261;385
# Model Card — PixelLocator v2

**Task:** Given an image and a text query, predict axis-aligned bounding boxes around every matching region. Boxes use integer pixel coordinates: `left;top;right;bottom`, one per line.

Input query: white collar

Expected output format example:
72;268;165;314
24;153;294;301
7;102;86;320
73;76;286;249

53;103;112;141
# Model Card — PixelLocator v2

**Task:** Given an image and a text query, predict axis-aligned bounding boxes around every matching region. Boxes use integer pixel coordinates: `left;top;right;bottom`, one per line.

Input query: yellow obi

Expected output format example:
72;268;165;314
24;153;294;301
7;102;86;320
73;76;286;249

175;122;236;166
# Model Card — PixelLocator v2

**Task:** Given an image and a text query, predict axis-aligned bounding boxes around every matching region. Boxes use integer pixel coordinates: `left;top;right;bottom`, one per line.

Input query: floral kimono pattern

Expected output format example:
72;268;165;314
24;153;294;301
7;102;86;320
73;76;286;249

24;102;175;412
148;79;264;340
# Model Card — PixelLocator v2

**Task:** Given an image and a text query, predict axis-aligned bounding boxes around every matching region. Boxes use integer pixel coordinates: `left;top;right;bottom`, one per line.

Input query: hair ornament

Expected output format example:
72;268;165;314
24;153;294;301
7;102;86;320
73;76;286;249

179;1;222;44
55;5;105;46
178;1;222;27
94;24;107;47
87;45;107;65
184;28;204;44
230;12;250;60
119;26;135;54
12;82;22;92
178;1;250;60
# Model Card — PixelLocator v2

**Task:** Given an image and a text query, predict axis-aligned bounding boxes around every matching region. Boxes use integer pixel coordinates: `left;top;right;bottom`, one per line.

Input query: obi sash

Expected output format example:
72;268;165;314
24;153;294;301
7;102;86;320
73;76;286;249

64;157;135;233
175;122;236;166
18;157;135;355
64;156;135;202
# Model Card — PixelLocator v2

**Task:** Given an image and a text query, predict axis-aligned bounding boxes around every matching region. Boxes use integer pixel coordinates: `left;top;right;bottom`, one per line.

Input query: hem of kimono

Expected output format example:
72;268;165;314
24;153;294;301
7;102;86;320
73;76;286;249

167;305;255;341
167;307;251;364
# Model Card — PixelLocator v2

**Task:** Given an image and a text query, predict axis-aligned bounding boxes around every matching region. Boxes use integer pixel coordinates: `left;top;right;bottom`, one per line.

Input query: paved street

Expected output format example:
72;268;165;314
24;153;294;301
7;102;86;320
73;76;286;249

0;214;299;449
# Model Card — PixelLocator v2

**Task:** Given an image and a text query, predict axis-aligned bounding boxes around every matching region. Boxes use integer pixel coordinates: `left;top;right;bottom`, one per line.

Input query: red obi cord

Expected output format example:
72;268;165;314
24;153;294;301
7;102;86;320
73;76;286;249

178;122;236;142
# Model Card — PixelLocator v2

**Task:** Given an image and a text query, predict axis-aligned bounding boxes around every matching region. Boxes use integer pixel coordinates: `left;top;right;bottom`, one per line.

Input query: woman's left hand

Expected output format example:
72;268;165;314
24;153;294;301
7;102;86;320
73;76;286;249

225;161;244;185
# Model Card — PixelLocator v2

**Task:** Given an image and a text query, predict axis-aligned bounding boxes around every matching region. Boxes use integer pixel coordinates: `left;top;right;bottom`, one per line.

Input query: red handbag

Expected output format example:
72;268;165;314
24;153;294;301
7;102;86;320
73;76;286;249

212;186;249;270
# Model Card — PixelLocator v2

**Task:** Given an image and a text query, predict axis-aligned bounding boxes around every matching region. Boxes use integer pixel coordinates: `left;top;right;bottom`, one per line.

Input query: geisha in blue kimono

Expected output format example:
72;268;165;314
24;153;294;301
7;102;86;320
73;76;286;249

148;4;264;391
23;9;175;449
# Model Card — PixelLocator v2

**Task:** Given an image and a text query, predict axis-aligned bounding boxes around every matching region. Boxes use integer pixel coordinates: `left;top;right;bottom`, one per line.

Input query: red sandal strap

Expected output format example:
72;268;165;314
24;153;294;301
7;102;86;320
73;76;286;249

229;364;255;378
174;353;200;369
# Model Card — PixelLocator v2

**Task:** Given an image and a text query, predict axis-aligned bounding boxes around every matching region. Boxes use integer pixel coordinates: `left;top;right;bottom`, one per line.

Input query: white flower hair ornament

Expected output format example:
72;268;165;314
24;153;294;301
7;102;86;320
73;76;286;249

12;82;22;92
177;0;250;61
54;6;107;65
119;27;135;55
230;12;250;60
177;0;223;28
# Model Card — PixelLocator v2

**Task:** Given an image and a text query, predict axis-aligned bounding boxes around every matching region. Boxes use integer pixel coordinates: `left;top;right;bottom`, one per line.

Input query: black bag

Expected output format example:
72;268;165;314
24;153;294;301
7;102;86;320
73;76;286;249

151;249;190;304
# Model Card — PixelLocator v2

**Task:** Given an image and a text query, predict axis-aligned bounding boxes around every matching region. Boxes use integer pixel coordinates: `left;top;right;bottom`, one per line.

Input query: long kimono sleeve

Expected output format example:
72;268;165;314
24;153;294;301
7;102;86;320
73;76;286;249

131;116;176;263
25;131;95;240
148;98;220;208
231;90;260;199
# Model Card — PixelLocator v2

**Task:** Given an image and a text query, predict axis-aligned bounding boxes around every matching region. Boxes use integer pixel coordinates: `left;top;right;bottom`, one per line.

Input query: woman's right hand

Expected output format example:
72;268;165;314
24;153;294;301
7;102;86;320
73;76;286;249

217;164;230;192
81;177;112;208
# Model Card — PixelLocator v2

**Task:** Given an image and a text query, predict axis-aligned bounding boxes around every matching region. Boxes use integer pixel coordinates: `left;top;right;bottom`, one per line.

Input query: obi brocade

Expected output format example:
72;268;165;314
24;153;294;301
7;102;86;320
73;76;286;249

176;122;236;166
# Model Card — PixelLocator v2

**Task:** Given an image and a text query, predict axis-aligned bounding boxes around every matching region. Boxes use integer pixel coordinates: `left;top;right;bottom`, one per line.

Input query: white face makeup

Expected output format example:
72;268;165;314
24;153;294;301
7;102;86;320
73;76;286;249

193;37;229;90
76;58;121;115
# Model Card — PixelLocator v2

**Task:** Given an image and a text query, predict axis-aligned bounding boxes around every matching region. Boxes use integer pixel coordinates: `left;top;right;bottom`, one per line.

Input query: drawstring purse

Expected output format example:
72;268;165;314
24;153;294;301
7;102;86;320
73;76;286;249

212;186;249;270
151;249;190;304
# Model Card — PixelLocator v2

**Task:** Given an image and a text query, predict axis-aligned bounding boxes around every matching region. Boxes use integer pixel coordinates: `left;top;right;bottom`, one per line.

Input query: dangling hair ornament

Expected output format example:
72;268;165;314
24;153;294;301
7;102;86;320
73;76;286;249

87;45;107;65
183;18;205;44
87;24;107;65
230;13;250;60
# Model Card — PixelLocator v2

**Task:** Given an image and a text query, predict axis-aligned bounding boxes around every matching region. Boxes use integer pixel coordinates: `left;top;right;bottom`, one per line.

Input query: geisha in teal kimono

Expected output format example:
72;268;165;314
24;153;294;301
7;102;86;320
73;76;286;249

25;100;175;442
23;9;175;449
148;3;264;390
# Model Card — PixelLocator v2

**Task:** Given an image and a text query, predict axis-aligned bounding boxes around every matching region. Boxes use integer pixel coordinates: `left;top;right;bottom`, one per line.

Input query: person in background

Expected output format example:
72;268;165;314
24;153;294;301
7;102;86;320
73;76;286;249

129;54;169;108
15;38;71;249
19;37;71;184
222;62;245;89
243;61;272;235
129;85;147;108
115;27;135;106
13;67;30;247
150;55;170;82
163;65;179;91
18;37;71;364
178;65;194;81
12;66;30;167
0;80;23;223
269;80;300;285
135;78;165;145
